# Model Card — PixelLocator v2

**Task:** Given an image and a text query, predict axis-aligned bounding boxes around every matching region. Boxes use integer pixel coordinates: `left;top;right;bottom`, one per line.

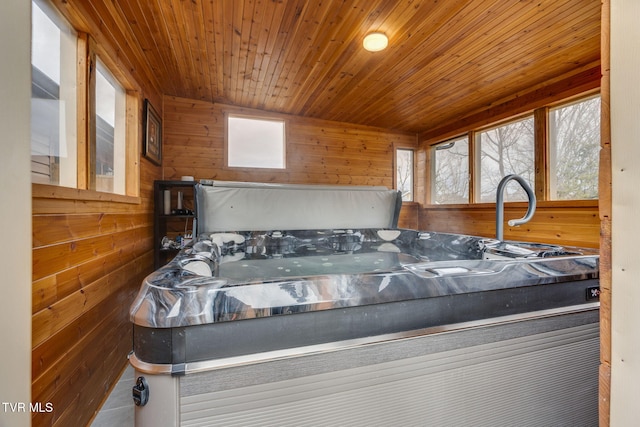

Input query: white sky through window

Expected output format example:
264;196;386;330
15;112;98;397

96;65;117;127
228;116;285;168
32;1;61;84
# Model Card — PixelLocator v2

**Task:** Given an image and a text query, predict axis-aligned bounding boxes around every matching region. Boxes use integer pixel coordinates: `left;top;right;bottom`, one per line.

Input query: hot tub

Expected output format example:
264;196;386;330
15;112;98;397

129;227;599;427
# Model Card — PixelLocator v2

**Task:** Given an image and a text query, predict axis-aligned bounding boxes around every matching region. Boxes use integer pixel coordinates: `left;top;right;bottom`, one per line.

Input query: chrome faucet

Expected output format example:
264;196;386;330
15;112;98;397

496;174;536;241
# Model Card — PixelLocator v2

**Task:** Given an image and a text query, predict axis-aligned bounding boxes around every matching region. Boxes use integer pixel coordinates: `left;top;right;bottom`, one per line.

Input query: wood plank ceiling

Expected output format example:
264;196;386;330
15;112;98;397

84;0;600;134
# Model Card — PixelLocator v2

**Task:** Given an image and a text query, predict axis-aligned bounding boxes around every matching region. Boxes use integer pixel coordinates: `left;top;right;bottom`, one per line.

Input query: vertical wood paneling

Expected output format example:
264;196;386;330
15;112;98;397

415;147;428;205
398;203;419;230
599;0;611;423
534;108;549;201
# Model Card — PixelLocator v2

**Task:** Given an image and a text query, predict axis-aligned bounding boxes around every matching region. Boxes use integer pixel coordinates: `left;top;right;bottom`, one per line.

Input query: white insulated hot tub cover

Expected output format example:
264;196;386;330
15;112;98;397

195;180;403;232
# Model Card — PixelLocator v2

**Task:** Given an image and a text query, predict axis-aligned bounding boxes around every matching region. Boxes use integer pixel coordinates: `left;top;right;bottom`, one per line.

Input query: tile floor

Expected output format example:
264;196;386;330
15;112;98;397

90;364;134;427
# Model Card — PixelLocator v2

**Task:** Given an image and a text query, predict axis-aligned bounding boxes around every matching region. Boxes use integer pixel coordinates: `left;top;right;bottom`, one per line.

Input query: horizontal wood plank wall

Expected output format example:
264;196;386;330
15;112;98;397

162;96;419;228
419;202;599;248
31;164;159;427
31;163;159;426
30;1;164;424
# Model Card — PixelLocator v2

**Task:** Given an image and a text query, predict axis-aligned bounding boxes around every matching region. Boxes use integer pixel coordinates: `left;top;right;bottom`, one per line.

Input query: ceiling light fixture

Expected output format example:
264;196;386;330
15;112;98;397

363;32;388;52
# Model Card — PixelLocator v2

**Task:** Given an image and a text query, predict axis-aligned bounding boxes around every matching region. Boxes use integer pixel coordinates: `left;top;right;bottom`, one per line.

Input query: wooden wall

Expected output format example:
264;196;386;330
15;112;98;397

420;202;599;248
163;92;602;248
31;177;158;426
162;96;419;227
30;1;163;426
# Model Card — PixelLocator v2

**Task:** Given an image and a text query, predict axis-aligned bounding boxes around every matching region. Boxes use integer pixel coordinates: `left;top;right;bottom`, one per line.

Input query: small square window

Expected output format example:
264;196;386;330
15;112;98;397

227;115;285;169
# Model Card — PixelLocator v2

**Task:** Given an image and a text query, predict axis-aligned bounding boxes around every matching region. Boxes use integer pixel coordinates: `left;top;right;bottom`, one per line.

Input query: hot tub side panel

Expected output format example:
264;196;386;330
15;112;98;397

133;308;599;427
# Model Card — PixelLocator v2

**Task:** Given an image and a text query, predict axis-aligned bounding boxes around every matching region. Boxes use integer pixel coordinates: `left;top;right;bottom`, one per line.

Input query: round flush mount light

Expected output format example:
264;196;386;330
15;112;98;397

363;32;388;52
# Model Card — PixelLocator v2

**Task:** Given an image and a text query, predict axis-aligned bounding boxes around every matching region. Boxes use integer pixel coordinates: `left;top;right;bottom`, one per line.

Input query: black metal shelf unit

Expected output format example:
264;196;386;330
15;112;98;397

153;180;197;269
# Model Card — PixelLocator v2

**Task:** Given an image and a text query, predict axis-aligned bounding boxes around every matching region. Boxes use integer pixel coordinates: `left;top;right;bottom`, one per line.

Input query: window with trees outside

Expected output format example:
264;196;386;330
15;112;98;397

549;95;600;200
478;116;535;203
396;148;414;201
430;93;600;205
432;136;469;204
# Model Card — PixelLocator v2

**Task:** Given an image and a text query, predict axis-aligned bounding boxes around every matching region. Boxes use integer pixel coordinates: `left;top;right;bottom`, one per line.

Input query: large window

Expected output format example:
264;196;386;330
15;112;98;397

478;116;535;202
31;0;77;187
227;115;286;169
429;94;599;205
549;95;600;200
432;136;469;204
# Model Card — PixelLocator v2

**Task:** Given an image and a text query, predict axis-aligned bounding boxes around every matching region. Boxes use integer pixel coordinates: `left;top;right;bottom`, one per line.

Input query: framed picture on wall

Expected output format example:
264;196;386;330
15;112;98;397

143;99;162;165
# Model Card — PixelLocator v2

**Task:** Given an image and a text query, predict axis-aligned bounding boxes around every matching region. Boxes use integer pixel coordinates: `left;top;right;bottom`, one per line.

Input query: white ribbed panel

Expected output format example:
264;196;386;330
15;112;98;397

179;322;599;427
196;183;399;231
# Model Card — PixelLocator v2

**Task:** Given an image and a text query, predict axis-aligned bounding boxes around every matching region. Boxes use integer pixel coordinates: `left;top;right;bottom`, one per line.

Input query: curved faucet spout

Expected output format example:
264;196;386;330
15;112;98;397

495;174;536;241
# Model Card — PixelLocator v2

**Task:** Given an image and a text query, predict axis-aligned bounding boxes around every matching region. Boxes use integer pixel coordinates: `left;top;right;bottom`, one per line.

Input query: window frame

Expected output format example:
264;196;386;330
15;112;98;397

30;0;141;202
30;0;79;188
547;94;601;201
224;111;287;171
430;135;470;205
91;57;127;195
427;92;600;206
474;114;536;203
394;147;415;202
